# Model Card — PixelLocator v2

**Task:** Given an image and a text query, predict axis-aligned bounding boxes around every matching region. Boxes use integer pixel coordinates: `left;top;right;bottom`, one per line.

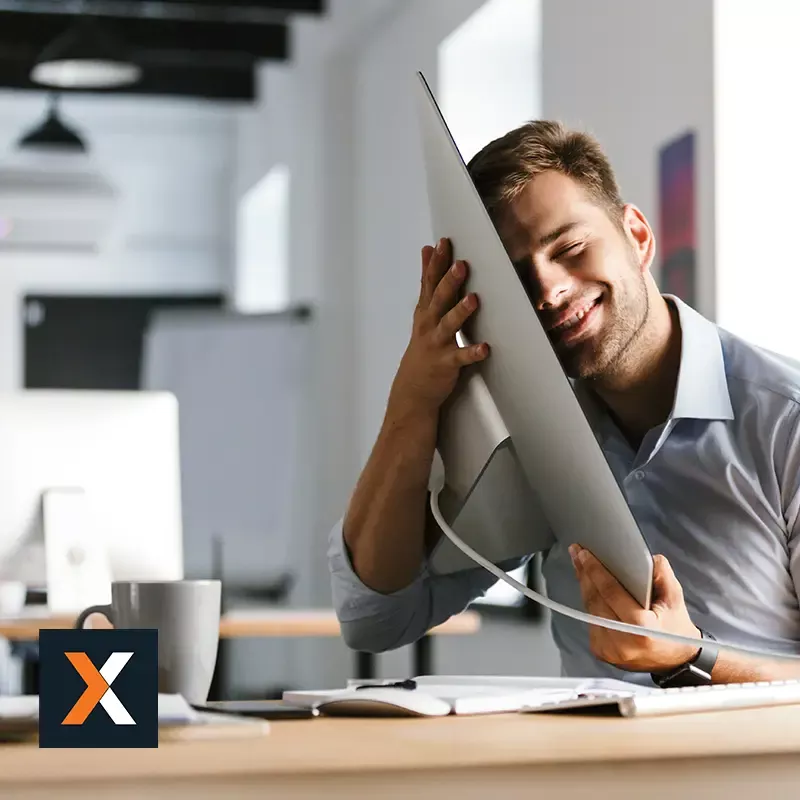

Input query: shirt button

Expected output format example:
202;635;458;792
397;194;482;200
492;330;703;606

633;470;645;481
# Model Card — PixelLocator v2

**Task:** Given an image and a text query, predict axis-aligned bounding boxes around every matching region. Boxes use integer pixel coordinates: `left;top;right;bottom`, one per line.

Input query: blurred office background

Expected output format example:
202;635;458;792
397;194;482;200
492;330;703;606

0;0;793;697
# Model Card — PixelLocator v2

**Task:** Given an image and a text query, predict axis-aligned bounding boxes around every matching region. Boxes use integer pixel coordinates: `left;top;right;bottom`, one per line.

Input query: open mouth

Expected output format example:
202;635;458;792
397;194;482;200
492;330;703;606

547;296;603;346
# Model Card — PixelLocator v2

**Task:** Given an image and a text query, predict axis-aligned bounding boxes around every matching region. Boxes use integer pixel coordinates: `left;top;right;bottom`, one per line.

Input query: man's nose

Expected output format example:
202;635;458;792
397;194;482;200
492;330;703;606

531;262;573;310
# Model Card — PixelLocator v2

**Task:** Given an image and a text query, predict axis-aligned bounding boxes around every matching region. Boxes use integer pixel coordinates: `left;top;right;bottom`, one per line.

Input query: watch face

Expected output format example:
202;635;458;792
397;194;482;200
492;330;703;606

654;663;712;689
683;664;714;685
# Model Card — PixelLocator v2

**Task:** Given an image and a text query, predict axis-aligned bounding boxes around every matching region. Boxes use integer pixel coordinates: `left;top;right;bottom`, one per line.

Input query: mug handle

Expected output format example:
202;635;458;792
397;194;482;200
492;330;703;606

74;605;117;630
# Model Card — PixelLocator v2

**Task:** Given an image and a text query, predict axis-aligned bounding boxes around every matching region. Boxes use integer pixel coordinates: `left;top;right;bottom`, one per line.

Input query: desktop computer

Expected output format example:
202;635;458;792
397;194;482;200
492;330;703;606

0;390;183;612
414;71;654;609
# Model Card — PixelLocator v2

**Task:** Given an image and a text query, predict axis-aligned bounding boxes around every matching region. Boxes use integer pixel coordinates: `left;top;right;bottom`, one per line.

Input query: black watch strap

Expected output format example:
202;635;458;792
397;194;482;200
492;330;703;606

651;629;718;688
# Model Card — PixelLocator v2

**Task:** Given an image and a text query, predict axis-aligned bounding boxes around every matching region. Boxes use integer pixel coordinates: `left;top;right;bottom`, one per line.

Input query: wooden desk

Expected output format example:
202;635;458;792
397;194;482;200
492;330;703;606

2;705;799;798
0;607;480;642
0;608;481;695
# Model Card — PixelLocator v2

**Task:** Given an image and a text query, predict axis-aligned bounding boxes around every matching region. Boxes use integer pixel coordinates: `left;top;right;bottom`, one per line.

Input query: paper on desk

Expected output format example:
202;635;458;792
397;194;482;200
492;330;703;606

286;675;651;717
158;694;198;724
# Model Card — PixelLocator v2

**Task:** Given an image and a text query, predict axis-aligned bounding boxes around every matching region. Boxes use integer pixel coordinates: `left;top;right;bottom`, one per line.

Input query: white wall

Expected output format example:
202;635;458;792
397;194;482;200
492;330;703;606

541;0;717;319
0;92;236;390
713;0;800;357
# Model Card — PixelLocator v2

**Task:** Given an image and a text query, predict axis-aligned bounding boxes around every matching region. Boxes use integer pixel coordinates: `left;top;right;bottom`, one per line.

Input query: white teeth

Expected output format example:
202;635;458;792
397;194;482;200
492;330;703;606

553;301;596;331
555;301;596;332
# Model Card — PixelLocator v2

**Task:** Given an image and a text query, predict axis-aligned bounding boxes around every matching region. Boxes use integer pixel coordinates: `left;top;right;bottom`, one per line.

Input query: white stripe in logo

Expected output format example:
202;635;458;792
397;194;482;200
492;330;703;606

99;652;136;725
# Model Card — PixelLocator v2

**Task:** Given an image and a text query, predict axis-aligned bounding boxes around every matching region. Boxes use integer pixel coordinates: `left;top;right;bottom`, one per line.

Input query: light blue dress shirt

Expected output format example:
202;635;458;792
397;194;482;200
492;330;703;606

327;297;800;683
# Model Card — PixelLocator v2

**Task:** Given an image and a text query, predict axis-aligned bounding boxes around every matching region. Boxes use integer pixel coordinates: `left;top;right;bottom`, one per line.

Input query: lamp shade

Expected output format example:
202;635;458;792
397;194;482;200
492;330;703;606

17;95;87;153
30;17;141;89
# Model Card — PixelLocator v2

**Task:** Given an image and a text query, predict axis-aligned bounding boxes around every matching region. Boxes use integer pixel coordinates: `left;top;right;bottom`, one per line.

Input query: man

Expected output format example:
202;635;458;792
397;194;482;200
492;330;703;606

328;120;800;686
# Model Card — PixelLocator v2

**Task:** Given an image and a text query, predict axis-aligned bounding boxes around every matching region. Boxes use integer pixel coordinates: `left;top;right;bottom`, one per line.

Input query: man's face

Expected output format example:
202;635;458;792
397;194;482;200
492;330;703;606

496;170;651;380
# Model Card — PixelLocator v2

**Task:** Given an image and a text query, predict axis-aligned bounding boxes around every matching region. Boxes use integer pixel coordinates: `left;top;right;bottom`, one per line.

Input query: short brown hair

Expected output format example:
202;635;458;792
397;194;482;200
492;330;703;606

466;120;624;224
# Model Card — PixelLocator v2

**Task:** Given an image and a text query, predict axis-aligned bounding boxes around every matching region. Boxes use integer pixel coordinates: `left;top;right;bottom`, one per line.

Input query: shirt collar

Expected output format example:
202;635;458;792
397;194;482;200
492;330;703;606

572;294;734;428
666;294;734;422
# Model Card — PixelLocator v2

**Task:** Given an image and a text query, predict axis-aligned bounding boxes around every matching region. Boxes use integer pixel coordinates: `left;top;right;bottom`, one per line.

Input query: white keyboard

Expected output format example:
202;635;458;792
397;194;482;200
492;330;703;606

522;679;800;718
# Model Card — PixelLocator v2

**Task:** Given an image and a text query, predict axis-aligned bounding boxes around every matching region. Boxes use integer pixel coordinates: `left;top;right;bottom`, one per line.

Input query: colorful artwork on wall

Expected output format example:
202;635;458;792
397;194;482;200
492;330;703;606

658;131;696;307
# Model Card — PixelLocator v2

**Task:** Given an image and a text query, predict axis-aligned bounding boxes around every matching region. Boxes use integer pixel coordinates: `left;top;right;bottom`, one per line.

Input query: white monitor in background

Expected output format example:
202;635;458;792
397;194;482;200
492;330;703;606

0;390;183;612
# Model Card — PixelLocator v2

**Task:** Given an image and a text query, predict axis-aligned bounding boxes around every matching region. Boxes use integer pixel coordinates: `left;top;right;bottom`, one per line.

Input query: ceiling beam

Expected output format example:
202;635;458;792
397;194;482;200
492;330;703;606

0;1;324;25
0;55;255;101
119;0;325;13
0;10;289;61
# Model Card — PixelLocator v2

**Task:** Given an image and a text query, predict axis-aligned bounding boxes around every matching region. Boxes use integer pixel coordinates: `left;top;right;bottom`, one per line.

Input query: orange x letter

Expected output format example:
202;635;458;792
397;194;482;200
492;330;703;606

62;652;109;725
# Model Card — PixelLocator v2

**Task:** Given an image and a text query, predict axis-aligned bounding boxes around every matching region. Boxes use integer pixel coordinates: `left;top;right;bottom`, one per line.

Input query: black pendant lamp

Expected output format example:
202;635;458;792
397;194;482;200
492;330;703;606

17;94;87;153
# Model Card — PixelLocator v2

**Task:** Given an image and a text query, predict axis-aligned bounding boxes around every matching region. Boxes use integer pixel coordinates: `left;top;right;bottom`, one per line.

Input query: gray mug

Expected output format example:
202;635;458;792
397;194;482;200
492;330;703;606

74;580;222;705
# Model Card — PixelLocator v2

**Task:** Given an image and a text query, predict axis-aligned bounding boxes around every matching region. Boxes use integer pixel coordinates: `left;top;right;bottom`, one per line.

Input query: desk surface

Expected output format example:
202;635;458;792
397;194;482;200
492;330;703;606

2;706;800;798
0;607;480;640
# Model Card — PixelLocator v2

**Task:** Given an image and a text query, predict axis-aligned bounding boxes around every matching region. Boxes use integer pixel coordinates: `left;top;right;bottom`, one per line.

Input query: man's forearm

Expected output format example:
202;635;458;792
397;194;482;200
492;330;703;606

343;400;439;595
712;651;800;683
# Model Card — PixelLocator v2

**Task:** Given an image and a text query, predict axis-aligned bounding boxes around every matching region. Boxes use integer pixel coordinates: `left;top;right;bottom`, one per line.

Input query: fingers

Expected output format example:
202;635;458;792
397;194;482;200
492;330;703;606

419;238;453;308
571;546;618;620
437;291;478;342
429;258;467;320
651;554;684;608
416;237;489;369
573;547;653;668
570;546;641;620
419;245;435;302
450;341;489;368
577;569;620;622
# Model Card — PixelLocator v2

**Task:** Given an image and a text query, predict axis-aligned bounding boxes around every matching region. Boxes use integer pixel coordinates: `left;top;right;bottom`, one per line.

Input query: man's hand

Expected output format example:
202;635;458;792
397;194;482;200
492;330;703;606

569;544;701;673
389;238;489;417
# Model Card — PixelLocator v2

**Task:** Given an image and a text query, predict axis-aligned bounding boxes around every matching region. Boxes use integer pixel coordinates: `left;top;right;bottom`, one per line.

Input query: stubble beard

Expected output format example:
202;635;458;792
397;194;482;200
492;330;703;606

561;270;650;381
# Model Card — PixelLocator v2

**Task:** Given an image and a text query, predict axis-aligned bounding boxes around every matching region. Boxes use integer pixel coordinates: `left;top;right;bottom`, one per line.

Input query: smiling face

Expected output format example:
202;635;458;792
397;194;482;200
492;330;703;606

495;170;654;380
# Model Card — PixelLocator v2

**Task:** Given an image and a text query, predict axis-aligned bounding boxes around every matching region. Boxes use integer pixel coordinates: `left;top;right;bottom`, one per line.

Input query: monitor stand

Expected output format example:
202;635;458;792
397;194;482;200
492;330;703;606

429;344;555;575
42;487;112;613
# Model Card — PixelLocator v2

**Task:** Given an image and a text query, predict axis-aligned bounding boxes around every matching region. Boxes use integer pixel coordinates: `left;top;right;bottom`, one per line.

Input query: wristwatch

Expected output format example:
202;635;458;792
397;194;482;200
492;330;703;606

650;629;718;688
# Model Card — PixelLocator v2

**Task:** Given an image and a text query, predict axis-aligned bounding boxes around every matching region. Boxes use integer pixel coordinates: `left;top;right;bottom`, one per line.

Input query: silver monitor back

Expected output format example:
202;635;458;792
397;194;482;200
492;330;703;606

429;354;555;576
415;71;653;608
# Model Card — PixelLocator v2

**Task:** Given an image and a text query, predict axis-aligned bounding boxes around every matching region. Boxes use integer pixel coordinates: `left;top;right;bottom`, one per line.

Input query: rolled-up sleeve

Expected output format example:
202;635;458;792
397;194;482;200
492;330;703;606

328;518;520;653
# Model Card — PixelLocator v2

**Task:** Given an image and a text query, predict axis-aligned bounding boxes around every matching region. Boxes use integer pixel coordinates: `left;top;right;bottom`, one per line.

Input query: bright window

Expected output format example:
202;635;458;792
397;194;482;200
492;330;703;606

235;163;290;313
439;0;541;162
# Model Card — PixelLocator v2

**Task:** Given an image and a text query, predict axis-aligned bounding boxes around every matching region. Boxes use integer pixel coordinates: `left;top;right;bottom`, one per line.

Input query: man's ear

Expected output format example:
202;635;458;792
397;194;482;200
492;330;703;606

622;204;656;274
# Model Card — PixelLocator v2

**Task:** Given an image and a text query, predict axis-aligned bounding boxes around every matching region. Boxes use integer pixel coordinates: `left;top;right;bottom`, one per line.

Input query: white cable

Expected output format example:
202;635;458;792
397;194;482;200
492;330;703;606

430;483;800;663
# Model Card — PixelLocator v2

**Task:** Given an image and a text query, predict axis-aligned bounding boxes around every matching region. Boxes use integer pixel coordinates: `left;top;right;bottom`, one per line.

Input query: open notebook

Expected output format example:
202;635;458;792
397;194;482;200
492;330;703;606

283;675;644;717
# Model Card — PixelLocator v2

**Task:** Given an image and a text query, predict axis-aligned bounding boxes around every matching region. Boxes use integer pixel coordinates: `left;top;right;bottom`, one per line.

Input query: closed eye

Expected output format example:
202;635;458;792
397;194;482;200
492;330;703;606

554;242;584;259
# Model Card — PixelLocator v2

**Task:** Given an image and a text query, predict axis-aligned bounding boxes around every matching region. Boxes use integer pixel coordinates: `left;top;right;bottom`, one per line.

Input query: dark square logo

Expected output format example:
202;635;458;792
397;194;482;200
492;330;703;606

39;629;158;748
